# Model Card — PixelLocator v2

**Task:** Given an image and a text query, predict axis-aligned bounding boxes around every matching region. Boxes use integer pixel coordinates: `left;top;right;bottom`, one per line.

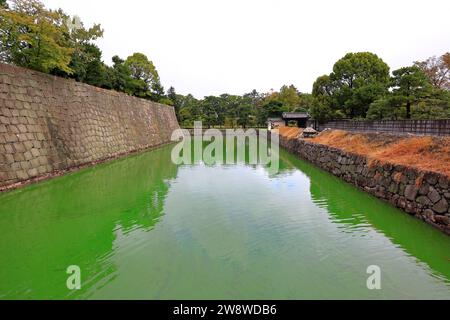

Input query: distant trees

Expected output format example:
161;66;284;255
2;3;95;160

367;65;449;120
1;0;449;125
177;51;450;127
415;53;450;90
313;52;450;122
125;53;163;100
312;52;390;119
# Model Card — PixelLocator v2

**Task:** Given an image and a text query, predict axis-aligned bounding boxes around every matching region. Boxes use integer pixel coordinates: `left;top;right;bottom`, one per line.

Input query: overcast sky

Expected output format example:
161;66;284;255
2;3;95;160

43;0;450;98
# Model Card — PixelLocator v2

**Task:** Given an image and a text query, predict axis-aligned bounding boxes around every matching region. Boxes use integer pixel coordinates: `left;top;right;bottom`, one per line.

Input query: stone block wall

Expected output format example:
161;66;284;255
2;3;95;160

0;63;179;189
279;136;450;235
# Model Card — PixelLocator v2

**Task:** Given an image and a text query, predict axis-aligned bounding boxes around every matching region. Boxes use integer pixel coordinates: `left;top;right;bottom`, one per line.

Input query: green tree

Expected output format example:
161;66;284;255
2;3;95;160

60;15;104;84
151;81;165;102
258;100;286;125
278;85;301;110
263;85;301;112
366;97;401;120
79;44;108;87
330;52;390;118
201;96;223;128
178;94;200;126
411;103;449;119
296;93;315;113
109;55;135;94
244;90;265;126
391;66;431;119
0;0;73;73
167;86;182;119
309;98;334;123
125;52;163;101
312;75;334;97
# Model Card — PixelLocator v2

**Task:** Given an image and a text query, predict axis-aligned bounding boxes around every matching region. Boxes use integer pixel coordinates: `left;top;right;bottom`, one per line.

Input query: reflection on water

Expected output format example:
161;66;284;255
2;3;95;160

0;142;449;299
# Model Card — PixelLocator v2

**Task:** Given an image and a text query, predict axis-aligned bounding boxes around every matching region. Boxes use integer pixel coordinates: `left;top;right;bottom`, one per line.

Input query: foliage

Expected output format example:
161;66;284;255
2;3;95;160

330;52;390;118
0;0;168;103
1;2;449;124
125;52;163;100
0;0;73;73
108;55;135;95
313;52;450;122
390;66;432;119
367;97;401;120
308;99;330;123
54;15;104;84
414;53;450;90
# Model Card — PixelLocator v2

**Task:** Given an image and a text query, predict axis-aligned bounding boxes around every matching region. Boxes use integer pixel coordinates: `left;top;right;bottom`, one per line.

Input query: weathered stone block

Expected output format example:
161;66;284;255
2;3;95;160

20;161;30;171
416;196;432;206
30;148;40;157
0;116;9;124
11;162;21;171
23;141;33;150
5;134;18;143
4;144;14;154
435;215;450;225
5;154;14;163
423;209;435;222
405;185;419;201
27;168;38;178
425;173;439;186
24;151;33;161
427;187;441;204
16;170;28;180
433;199;449;214
438;176;449;189
13;153;25;162
13;142;25;153
418;183;429;195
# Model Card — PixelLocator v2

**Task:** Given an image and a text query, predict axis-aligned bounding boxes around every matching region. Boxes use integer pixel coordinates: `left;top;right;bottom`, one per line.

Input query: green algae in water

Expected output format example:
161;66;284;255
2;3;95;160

0;143;449;299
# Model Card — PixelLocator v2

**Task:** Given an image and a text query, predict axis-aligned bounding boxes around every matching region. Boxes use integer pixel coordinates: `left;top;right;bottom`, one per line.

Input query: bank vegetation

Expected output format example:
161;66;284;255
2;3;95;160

278;128;450;177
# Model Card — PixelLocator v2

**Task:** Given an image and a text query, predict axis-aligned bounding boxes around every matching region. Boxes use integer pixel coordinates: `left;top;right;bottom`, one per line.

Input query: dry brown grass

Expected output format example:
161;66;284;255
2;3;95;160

294;129;450;177
277;127;302;139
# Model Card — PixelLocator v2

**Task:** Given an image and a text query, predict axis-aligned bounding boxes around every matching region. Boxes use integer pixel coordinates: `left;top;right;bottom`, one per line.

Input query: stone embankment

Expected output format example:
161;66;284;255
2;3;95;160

279;132;450;235
0;63;179;190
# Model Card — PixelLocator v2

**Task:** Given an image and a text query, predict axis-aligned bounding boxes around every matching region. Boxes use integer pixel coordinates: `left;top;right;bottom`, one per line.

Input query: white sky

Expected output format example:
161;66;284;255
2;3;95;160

42;0;450;98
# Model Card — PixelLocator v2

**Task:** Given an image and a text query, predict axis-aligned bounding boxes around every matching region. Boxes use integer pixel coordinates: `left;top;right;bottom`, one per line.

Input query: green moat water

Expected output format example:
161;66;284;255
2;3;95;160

0;143;449;299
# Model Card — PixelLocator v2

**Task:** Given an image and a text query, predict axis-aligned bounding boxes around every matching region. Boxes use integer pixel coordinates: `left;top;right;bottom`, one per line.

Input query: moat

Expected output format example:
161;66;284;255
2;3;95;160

0;143;449;299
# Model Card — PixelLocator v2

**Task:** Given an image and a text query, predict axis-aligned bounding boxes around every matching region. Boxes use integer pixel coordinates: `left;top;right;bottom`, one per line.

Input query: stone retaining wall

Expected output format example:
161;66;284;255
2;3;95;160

0;63;180;190
279;135;450;235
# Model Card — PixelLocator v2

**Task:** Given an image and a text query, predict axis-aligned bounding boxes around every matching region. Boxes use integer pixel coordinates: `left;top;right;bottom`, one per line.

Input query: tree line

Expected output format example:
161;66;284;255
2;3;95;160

311;52;450;122
0;0;167;103
1;0;449;127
